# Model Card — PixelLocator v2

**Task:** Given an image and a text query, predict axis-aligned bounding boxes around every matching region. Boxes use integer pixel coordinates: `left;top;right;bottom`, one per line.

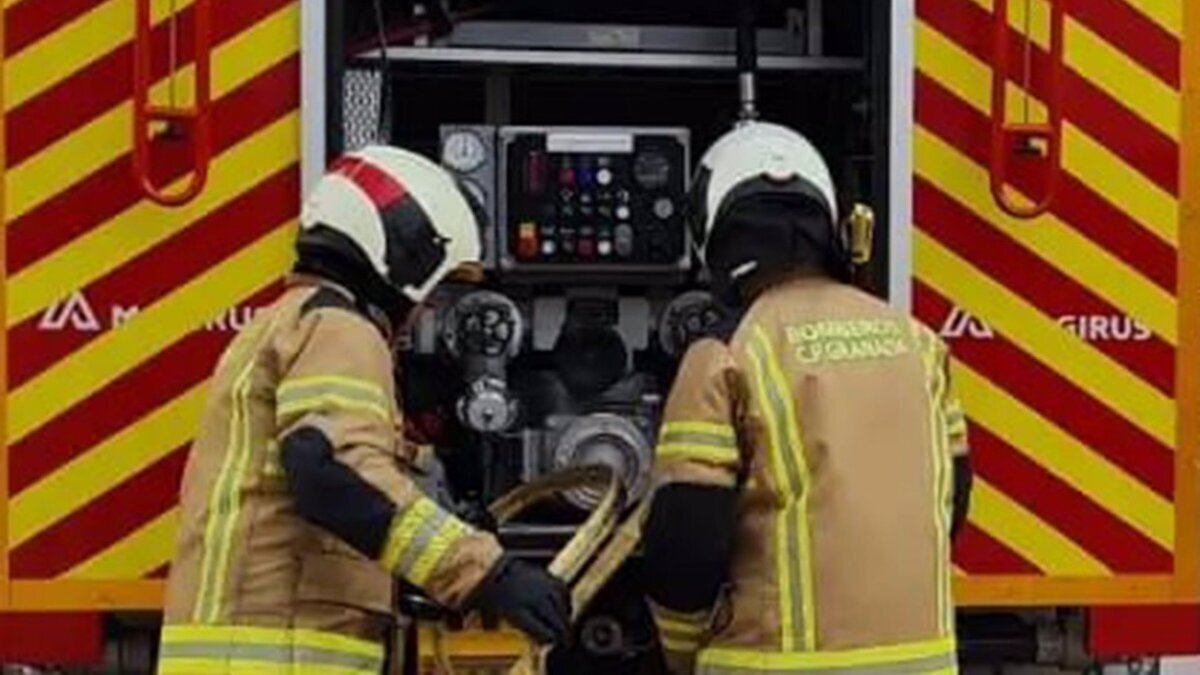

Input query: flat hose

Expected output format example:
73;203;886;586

427;466;652;675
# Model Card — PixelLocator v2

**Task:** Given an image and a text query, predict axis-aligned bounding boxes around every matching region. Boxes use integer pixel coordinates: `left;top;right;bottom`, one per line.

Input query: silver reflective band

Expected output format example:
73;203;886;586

396;508;452;576
160;642;383;671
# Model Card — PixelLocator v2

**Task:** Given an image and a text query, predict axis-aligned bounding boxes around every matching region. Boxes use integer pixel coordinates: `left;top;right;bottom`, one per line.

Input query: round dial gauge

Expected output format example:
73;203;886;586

442;131;487;172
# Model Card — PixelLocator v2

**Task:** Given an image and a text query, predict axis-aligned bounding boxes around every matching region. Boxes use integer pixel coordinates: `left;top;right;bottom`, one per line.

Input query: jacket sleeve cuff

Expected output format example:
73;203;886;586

379;497;504;608
650;601;710;673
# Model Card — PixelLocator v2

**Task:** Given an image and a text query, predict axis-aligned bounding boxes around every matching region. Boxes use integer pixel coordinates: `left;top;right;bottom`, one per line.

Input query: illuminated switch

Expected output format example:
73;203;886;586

598;240;613;257
542;240;557;256
517;222;539;259
597;168;613;186
616;205;631;221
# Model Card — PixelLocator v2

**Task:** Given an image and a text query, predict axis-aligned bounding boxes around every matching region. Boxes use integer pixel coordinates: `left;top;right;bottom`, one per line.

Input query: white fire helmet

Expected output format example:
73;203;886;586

300;145;483;305
689;122;840;283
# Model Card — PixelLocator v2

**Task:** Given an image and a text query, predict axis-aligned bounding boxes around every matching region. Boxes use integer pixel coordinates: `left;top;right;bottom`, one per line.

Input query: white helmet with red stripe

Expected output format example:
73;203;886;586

299;145;483;311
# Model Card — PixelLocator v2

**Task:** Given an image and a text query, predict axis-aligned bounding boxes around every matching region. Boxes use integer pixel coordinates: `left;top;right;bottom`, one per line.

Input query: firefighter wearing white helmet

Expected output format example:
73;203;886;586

643;124;973;674
160;145;569;675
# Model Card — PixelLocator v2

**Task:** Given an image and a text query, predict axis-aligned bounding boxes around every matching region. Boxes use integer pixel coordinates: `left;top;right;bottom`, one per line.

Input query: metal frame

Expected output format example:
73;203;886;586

887;0;914;310
373;46;860;71
301;0;327;196
430;21;811;55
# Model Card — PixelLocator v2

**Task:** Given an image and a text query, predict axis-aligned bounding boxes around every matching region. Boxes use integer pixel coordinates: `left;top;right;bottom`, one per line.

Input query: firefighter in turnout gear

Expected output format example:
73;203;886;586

159;146;569;674
642;123;973;674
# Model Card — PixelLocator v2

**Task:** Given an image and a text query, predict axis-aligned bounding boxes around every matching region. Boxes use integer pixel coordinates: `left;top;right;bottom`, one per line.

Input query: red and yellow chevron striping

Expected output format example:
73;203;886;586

1;0;301;608
916;0;1199;605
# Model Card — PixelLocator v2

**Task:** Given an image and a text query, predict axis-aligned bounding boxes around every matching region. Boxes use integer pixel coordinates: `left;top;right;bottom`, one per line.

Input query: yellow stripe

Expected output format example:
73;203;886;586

10;113;300;328
915;230;1176;447
955;362;1174;549
661;422;736;439
963;0;1180;137
915;128;1177;345
380;499;439;571
6;0;197;112
159;661;375;675
9;223;295;445
163;624;382;657
755;328;818;652
9;382;206;547
656;444;741;467
276;393;392;425
1062;119;1179;243
1065;17;1180;139
971;479;1110;576
916;20;1180;248
278;375;387;399
1120;0;1183;36
64;508;179;579
409;519;469;586
655;616;706;637
7;1;299;221
918;326;951;637
744;341;797;652
200;308;277;624
700;636;957;670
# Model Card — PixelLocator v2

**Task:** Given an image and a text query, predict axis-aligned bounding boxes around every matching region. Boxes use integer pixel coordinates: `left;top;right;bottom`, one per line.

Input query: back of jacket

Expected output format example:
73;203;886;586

650;277;966;674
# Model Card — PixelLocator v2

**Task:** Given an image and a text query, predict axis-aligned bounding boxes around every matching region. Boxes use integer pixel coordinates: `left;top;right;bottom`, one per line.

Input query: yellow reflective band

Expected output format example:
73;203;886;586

381;498;439;570
654;613;707;637
697;636;957;673
409;518;471;587
753;326;817;652
657;443;741;468
380;498;471;586
194;316;279;624
160;624;383;675
277;376;393;424
662;635;702;653
661;421;736;440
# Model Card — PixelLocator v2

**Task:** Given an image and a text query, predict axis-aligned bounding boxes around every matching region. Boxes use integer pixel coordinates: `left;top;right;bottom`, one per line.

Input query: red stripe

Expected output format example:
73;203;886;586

1066;0;1180;89
913;282;1175;499
331;156;409;211
917;0;1179;196
145;564;171;579
10;447;188;579
6;0;293;169
954;522;1042;575
5;0;107;57
915;175;1175;395
9;283;282;494
916;72;1177;293
9;166;298;388
971;424;1173;573
8;56;299;275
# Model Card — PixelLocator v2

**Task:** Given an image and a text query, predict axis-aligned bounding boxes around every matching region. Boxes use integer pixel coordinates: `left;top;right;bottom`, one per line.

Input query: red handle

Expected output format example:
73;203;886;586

989;0;1064;219
132;0;212;207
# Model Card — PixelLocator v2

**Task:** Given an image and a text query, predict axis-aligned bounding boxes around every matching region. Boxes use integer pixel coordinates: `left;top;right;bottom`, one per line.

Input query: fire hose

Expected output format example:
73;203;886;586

426;465;653;675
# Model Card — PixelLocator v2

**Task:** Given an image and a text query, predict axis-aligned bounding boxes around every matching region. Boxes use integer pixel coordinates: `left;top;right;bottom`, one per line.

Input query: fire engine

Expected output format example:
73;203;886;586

0;0;1197;672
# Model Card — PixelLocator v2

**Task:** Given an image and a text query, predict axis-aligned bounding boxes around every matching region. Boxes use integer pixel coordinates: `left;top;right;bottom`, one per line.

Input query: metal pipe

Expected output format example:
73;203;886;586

735;0;759;121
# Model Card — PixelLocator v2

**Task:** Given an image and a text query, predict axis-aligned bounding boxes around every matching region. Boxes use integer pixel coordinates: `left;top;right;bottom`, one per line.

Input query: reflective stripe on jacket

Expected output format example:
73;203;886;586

650;277;967;674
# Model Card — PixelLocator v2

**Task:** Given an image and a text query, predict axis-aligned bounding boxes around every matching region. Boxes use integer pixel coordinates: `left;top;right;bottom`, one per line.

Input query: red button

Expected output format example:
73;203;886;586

578;239;596;258
517;223;539;259
560;167;576;187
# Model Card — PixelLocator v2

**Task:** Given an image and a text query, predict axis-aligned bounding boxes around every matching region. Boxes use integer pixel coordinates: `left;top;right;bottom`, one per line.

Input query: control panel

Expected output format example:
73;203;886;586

498;127;690;276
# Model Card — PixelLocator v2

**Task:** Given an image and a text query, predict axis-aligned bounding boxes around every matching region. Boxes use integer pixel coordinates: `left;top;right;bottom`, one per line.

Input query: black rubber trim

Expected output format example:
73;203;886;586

643;483;738;613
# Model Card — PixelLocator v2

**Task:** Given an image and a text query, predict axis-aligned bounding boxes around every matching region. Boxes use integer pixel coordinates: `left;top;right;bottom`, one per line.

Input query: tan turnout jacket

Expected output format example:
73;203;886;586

158;278;502;675
651;277;967;675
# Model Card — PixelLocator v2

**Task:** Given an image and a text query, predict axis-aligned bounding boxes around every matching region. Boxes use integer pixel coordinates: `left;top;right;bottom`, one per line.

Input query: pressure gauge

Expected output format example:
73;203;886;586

442;131;487;173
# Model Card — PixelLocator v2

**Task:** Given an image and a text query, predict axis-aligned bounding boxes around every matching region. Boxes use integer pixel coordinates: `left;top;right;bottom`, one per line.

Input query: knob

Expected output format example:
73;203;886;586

597;168;613;186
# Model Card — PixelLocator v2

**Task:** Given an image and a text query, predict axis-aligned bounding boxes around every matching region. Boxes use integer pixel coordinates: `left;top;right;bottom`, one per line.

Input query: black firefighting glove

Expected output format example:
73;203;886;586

469;555;571;645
